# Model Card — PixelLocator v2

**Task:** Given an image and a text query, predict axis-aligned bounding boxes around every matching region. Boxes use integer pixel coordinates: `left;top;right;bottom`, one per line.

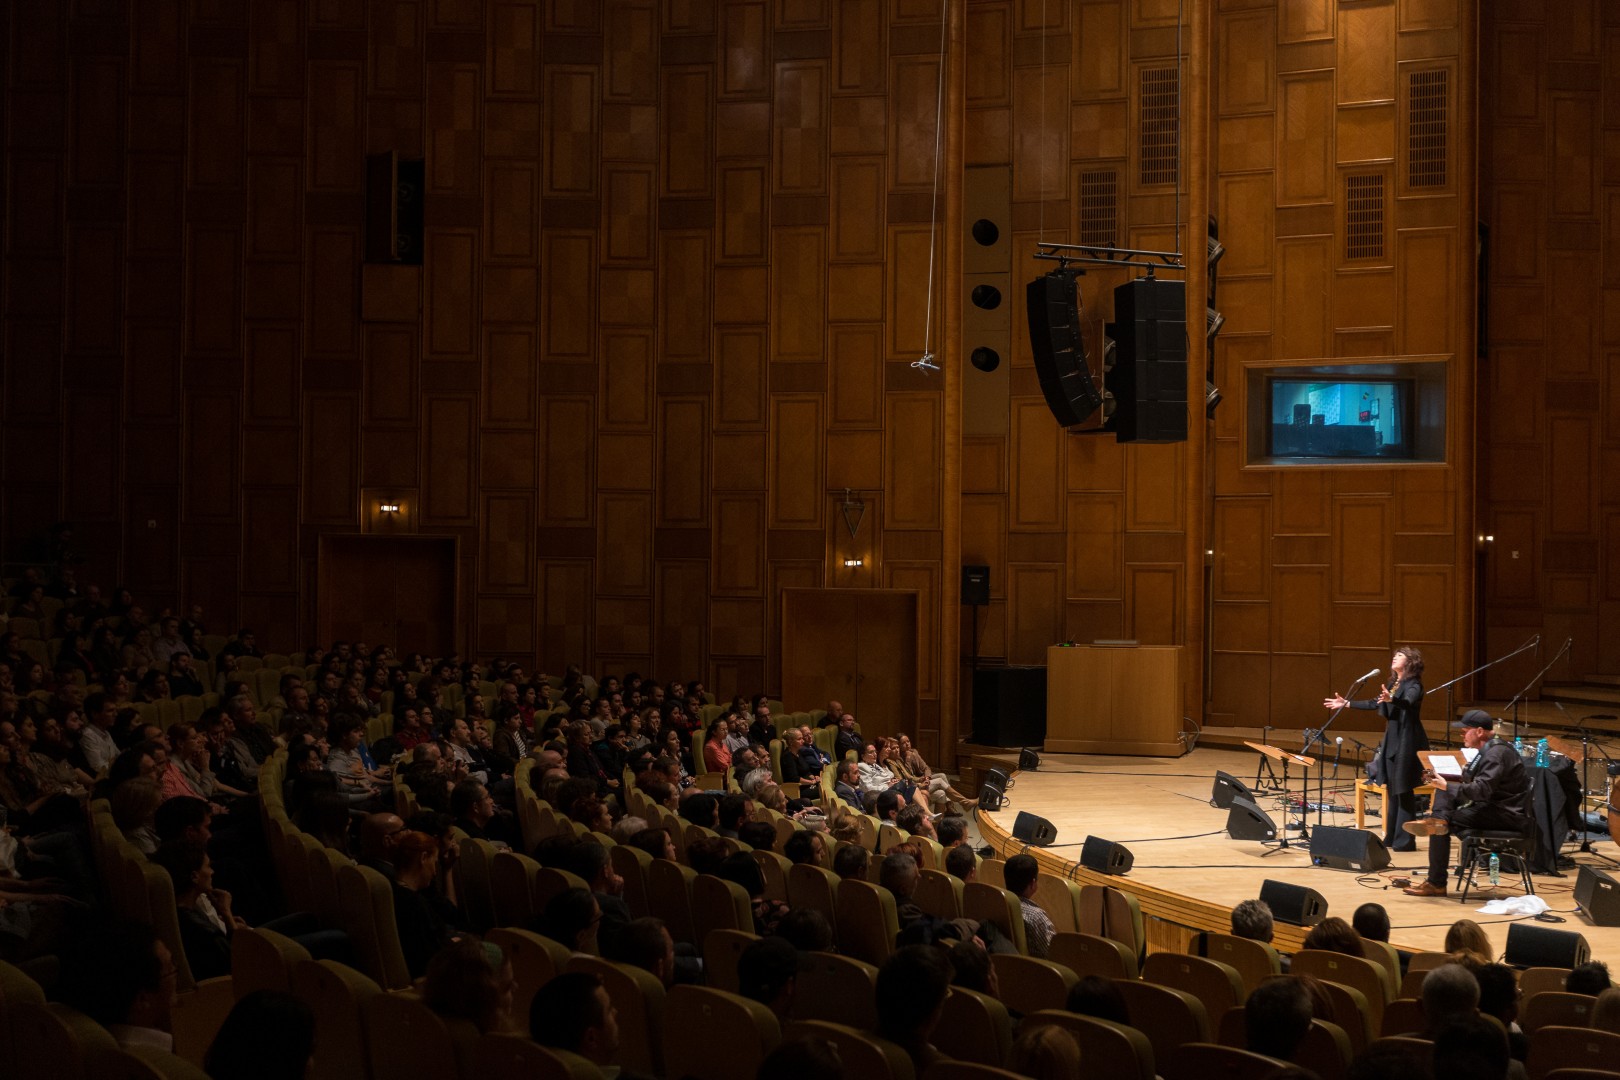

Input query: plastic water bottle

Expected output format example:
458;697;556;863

1489;852;1500;887
1514;734;1524;758
1535;737;1550;768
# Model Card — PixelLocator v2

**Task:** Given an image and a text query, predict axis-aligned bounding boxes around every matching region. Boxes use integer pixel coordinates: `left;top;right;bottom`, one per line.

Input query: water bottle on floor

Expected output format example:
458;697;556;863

1489;852;1500;887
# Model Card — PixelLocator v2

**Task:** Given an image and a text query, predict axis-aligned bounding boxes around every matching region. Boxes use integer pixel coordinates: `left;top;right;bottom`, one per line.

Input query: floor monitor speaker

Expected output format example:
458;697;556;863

1018;748;1041;772
1012;811;1057;847
1210;770;1254;809
1309;826;1391;872
1225;796;1278;842
1079;836;1133;876
1575;864;1620;927
1260;879;1327;927
1505;923;1590;969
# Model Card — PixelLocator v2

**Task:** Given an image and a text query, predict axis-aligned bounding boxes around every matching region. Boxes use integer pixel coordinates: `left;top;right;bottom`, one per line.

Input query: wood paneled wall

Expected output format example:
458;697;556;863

1204;0;1477;727
959;0;1209;722
0;1;963;759
1478;3;1620;695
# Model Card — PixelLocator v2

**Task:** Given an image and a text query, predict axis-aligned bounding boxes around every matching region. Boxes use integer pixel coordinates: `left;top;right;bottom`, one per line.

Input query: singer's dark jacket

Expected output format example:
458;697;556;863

1352;676;1428;791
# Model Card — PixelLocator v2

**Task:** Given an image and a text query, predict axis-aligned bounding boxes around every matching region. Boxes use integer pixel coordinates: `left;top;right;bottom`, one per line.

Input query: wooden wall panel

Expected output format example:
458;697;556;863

885;394;942;531
540;396;594;527
657;397;709;526
768;395;826;529
423;396;475;523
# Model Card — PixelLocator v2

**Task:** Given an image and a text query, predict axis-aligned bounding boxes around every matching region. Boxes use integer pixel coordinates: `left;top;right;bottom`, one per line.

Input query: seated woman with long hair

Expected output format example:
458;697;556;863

701;719;732;774
391;829;466;978
423;936;517;1035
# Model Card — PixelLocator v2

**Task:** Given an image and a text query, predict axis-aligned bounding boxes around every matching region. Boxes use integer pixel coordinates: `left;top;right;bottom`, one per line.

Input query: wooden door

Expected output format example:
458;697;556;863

782;588;918;741
317;536;458;656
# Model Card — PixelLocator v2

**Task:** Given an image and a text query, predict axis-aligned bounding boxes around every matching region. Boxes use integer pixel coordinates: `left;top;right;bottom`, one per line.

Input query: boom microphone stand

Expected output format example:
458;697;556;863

1303;668;1378;836
1504;636;1572;743
1426;633;1540;749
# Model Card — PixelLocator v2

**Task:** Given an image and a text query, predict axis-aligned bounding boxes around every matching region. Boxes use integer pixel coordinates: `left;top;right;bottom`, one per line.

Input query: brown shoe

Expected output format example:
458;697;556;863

1402;817;1449;836
1403;880;1448;897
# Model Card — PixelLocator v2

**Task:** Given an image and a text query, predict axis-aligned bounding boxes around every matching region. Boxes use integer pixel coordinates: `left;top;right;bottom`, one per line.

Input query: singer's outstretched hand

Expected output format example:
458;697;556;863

1376;684;1393;703
1323;694;1349;710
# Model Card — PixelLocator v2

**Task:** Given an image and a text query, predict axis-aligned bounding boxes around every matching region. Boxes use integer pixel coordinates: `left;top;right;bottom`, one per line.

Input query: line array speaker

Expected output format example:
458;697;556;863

1111;277;1187;443
1027;270;1105;427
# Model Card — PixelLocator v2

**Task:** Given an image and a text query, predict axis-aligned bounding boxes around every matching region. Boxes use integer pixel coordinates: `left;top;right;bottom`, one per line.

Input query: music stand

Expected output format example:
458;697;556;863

1246;741;1315;849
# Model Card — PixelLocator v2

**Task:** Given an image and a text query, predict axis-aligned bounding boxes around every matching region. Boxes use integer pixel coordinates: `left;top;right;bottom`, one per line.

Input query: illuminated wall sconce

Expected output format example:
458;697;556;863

379;503;401;514
843;558;863;568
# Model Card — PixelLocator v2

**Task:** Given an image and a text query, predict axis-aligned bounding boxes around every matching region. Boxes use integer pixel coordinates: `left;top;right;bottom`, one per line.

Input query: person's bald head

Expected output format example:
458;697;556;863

538;749;565;770
360;813;405;861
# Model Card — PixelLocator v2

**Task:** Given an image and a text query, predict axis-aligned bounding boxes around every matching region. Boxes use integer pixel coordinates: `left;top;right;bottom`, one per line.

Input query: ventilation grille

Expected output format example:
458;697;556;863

1139;67;1180;187
1345;174;1384;260
1408;69;1448;188
1078;170;1117;248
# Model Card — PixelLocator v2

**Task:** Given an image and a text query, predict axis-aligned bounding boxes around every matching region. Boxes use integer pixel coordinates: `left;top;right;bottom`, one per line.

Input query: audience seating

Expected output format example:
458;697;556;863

989;953;1077;1015
1290;949;1393;1032
1378;997;1425;1037
473;1032;603;1080
835;879;900;967
534;866;590;912
1523;991;1598;1034
1143;951;1246;1020
1113;978;1211;1049
290;958;380;1080
1048;931;1139;979
485;928;571;1023
646;859;699;946
702;929;759;995
567;954;666;1077
920;1064;1024;1080
361;993;460;1080
455;837;499;933
1022;1010;1155;1080
933;987;1013;1067
914;867;964;920
791;951;880;1029
335;863;411;990
1295;1019;1355;1080
1273;975;1372;1052
1521;967;1575;1000
784;1019;916;1080
1032;874;1084;934
1359;938;1402;993
490;852;542;928
1522;1029;1620;1080
1162;1042;1287;1080
611;843;653;917
962;882;1028;955
662;986;780;1080
1078;884;1145;963
752;849;792;903
230;926;311;998
691;874;754;943
14;1000;118;1080
0;960;46;1078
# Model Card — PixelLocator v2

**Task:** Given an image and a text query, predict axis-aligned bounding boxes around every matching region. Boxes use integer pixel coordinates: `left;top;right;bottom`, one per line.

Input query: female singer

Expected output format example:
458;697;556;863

1324;647;1428;852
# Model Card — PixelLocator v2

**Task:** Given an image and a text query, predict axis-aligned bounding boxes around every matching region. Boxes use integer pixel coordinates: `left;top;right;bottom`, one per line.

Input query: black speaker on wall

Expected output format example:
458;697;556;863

962;565;990;607
1080;836;1133;876
1574;864;1620;927
1111;277;1187;443
1260;879;1327;927
1027;270;1106;428
1309;826;1391;873
1505;923;1590;968
1225;796;1278;842
971;667;1047;748
1012;811;1058;847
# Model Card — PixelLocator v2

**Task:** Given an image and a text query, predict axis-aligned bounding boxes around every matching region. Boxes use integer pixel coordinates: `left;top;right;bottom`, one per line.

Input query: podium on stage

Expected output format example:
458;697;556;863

1044;643;1187;757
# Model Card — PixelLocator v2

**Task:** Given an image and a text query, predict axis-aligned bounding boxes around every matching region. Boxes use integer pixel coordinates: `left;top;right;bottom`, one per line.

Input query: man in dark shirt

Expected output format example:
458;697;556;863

833;712;863;762
565;720;617;795
833;760;863;808
1403;710;1529;897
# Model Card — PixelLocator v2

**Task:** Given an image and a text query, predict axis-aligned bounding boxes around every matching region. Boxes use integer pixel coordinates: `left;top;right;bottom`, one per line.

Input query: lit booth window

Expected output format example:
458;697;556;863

1244;360;1448;466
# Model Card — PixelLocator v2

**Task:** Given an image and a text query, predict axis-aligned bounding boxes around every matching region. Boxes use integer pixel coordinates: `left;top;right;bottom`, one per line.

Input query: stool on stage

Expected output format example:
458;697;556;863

1354;780;1436;832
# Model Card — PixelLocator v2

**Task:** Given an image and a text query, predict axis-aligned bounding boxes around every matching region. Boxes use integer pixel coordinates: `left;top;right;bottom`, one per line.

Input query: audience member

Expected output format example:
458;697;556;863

1007;1024;1081;1080
423;936;516;1034
776;908;836;953
528;971;619;1066
874;945;952;1073
58;921;176;1051
1066;974;1129;1024
1245;976;1314;1061
1567;960;1612;995
204;990;315;1080
1444;918;1494;966
1302;916;1365;957
831;844;869;882
1231;898;1275;942
1003;853;1054;957
1353;902;1391;943
738;935;799;1020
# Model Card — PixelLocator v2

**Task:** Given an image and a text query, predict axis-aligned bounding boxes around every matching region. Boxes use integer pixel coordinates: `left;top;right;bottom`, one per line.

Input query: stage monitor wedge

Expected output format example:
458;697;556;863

1079;836;1133;876
1260;879;1327;927
1310;826;1391;873
1012;811;1057;847
1210;770;1254;809
1575;864;1620;927
1505;923;1590;969
1225;796;1278;841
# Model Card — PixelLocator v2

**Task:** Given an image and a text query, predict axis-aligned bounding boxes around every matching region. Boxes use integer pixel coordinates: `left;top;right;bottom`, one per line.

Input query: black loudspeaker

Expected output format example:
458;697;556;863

1012;811;1057;847
971;667;1048;748
962;565;990;606
1210;770;1253;809
1309;826;1391;873
1080;836;1133;876
1018;748;1041;772
1027;270;1105;427
1225;796;1278;841
1260;879;1328;927
978;766;1011;811
1505;923;1591;969
365;152;424;264
1111;278;1187;443
1574;864;1620;927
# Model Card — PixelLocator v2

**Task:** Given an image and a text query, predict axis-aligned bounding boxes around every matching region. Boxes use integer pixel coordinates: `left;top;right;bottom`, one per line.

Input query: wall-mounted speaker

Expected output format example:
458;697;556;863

1225;796;1277;841
1079;836;1133;876
1309;826;1391;873
1505;923;1590;969
1210;771;1253;809
962;565;990;607
1012;811;1057;847
1260;879;1327;927
1028;270;1106;428
1574;864;1620;927
1110;277;1186;443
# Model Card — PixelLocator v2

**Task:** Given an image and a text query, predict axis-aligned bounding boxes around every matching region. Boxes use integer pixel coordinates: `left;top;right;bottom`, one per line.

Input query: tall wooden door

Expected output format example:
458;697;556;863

317;536;458;656
781;588;918;740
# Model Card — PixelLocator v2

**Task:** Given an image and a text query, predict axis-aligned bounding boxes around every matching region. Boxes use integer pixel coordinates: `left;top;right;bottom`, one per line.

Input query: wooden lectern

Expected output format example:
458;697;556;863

1044;644;1186;757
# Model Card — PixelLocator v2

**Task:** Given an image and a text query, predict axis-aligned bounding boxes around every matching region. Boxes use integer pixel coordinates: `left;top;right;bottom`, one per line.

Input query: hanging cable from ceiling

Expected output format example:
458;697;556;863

911;0;951;373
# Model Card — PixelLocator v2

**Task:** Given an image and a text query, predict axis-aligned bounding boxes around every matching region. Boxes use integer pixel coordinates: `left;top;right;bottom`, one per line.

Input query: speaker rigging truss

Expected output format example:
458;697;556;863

1032;242;1186;277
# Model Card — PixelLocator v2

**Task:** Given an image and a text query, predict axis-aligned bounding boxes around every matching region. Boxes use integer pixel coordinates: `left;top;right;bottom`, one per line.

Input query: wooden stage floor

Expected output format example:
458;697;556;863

974;746;1620;959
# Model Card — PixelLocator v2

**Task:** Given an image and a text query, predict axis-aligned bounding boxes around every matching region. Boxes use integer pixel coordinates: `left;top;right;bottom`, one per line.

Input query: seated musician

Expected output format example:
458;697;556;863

1402;710;1529;897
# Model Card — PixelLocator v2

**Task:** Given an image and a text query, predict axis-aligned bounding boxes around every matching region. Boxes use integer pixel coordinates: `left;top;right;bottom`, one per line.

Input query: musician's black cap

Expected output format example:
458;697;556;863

1456;709;1495;730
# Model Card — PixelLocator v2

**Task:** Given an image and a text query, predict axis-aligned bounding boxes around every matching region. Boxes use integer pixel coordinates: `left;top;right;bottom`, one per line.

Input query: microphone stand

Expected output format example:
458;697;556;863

1573;717;1620;865
1504;637;1572;743
1426;634;1540;749
1304;671;1376;838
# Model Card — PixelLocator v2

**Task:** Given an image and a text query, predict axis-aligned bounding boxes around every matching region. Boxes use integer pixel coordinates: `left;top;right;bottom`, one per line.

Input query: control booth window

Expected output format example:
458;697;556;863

1245;360;1447;467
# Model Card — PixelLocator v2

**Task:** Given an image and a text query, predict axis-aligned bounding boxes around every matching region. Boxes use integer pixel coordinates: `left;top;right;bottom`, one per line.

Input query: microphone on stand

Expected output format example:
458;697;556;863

1333;736;1344;770
1357;667;1382;683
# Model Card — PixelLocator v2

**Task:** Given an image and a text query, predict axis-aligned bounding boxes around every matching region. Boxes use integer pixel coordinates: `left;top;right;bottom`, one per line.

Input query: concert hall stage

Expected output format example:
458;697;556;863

973;747;1620;959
